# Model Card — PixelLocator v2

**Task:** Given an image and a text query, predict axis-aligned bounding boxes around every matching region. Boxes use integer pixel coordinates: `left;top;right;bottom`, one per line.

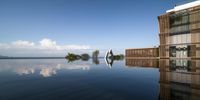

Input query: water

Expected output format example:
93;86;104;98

0;59;199;100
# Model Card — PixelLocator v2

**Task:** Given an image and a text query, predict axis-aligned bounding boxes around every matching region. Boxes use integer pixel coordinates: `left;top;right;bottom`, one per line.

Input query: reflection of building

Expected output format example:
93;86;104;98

125;59;159;68
126;1;200;59
158;1;200;59
159;59;200;100
125;48;159;59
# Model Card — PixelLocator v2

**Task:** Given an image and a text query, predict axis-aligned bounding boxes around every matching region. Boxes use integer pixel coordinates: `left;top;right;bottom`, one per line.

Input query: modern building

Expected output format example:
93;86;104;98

158;0;200;59
125;0;200;59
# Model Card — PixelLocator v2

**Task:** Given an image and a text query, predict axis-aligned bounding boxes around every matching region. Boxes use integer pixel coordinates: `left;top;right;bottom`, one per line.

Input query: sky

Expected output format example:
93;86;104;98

0;0;186;57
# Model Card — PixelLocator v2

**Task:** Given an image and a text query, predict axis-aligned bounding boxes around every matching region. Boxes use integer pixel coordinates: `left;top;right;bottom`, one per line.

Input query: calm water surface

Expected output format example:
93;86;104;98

0;59;199;100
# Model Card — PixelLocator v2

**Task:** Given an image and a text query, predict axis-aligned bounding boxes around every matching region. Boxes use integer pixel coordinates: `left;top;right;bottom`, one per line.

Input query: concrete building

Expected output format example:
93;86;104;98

125;47;159;59
126;0;200;59
158;0;200;59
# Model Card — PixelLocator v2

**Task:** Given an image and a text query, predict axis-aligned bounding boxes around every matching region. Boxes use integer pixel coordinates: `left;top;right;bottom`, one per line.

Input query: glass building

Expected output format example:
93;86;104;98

158;1;200;59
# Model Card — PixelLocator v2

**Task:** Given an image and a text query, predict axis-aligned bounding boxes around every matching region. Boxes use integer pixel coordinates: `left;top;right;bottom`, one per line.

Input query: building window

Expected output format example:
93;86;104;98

169;11;189;34
170;46;176;57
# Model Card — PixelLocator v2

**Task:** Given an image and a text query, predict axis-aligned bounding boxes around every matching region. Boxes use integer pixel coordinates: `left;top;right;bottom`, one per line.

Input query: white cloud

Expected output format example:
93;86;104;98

38;38;90;50
12;40;35;47
39;38;57;49
0;38;91;56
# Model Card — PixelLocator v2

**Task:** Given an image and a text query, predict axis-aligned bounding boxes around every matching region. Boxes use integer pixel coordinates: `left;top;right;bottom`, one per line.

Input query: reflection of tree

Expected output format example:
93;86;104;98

92;57;99;65
66;57;78;63
65;53;81;62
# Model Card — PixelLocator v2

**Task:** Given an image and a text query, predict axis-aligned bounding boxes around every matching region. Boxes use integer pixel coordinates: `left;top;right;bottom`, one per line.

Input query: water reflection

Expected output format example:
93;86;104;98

0;58;199;99
66;56;99;64
125;59;159;68
0;57;121;78
0;59;90;77
92;57;99;65
105;56;124;68
65;56;121;69
125;58;200;100
0;59;159;100
16;67;35;75
105;58;114;68
159;59;200;100
169;60;192;72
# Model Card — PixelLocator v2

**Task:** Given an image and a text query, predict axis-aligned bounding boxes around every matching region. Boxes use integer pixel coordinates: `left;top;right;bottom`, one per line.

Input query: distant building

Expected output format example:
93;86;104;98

125;48;159;59
126;0;200;59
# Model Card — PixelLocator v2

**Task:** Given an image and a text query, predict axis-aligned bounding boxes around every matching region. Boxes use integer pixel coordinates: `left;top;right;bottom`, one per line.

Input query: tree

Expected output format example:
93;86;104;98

81;53;90;61
92;50;99;58
112;54;124;60
92;50;100;64
65;53;81;62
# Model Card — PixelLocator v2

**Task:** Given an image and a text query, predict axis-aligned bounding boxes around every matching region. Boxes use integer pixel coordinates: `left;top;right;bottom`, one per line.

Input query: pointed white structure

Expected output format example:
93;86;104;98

104;49;114;69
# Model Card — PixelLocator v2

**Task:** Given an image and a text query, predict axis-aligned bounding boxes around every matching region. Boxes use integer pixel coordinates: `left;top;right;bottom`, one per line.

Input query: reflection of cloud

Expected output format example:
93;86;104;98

65;64;90;70
39;63;90;77
40;68;56;77
0;60;91;77
16;67;35;75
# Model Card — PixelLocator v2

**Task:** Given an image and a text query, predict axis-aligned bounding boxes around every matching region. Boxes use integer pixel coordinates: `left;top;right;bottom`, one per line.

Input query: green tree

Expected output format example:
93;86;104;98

65;53;81;62
81;53;90;61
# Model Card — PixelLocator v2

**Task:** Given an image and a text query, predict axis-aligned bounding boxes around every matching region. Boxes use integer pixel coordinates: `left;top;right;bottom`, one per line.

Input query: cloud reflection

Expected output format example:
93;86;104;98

16;67;35;75
40;68;56;77
0;60;91;77
38;63;90;77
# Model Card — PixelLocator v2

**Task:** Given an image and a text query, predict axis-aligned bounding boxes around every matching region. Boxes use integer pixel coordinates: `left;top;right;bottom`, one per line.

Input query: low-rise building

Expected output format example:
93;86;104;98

125;47;159;59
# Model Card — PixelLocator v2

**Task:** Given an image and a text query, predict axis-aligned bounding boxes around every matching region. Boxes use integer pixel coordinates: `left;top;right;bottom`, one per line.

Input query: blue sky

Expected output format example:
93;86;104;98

0;0;185;56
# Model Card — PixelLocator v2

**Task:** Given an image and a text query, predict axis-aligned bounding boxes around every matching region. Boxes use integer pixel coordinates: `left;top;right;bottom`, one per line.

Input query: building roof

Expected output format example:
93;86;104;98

167;0;200;13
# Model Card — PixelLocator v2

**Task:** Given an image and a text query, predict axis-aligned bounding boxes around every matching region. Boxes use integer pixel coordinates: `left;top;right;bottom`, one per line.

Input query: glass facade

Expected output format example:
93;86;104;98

158;5;200;59
169;45;191;58
169;11;190;34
